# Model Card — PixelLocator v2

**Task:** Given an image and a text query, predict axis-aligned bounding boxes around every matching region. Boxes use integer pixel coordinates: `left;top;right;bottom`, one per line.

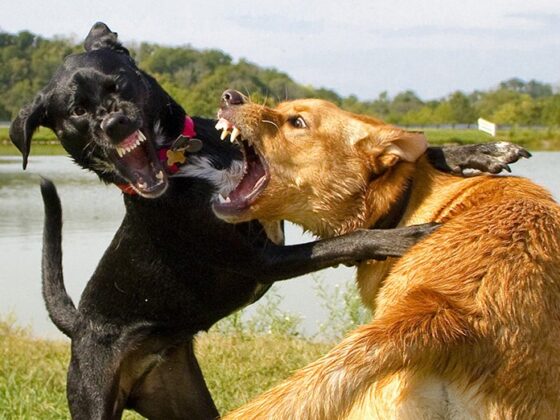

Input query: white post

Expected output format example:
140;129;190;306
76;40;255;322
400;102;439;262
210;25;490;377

477;118;497;137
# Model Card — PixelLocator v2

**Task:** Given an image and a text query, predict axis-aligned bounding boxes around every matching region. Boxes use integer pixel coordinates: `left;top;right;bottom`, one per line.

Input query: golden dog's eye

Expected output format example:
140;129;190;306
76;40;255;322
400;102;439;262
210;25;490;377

289;116;308;129
72;106;87;117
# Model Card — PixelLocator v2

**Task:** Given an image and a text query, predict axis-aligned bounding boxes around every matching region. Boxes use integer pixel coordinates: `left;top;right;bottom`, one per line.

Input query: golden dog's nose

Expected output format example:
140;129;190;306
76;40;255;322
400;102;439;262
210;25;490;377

221;89;247;107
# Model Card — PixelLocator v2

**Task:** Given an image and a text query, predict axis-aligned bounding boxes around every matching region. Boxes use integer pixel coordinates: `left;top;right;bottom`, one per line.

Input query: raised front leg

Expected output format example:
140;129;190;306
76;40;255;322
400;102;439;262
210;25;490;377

427;141;531;175
252;224;438;283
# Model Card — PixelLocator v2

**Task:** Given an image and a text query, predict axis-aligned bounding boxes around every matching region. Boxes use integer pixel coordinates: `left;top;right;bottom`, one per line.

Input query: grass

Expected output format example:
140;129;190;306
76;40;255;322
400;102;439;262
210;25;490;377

2;126;560;154
0;318;331;419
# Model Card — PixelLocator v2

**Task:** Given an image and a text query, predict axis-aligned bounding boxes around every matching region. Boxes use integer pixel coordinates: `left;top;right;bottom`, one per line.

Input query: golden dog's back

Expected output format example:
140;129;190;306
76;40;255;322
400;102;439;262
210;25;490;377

352;163;560;419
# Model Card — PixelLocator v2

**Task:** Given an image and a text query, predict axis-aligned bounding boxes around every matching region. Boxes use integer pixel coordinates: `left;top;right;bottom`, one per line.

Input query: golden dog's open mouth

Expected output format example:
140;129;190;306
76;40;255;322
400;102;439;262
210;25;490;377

212;117;270;217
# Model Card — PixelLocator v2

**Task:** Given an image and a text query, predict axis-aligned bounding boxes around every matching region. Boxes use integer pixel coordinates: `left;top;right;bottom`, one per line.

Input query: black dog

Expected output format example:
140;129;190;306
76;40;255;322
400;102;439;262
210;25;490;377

10;23;529;420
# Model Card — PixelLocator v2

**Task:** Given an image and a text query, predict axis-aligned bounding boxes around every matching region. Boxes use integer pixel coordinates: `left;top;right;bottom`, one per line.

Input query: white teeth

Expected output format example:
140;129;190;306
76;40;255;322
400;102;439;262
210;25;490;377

215;118;230;132
218;194;231;204
220;130;231;141
254;176;267;190
116;130;146;158
230;127;240;143
156;171;164;180
139;182;148;190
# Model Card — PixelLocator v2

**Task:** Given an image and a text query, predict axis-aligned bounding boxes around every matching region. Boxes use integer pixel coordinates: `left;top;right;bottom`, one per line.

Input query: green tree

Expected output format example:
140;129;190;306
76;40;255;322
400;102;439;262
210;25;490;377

447;91;475;124
0;27;556;128
541;95;560;125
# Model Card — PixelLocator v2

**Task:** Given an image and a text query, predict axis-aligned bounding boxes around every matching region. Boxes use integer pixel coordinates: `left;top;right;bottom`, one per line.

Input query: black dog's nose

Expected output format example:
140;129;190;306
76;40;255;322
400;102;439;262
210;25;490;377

101;112;135;143
221;90;246;107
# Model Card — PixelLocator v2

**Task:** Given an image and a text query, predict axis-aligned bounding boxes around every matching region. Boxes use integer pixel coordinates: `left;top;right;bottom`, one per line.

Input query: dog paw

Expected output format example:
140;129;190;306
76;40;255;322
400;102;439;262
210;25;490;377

437;142;531;175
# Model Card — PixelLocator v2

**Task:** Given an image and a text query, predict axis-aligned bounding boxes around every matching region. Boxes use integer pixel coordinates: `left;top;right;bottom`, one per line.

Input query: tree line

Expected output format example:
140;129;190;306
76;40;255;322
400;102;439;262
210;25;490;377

1;29;559;126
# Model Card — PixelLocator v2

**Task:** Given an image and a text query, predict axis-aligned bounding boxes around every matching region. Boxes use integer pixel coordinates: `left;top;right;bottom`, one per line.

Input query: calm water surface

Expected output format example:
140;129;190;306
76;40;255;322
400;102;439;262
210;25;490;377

1;153;559;339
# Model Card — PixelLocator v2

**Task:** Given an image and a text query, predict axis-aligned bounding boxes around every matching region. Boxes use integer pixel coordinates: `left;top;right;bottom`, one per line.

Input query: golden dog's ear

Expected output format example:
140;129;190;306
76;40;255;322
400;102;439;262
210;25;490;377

380;128;427;162
352;124;427;174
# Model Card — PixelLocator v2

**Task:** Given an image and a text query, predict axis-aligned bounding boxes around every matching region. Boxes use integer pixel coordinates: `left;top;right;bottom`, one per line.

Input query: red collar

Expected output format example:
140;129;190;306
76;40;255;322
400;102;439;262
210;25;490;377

117;115;197;195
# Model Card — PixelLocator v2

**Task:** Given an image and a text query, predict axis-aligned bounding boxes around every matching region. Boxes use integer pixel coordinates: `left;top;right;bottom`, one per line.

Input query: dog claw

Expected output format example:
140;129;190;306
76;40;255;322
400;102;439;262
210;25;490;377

519;149;532;158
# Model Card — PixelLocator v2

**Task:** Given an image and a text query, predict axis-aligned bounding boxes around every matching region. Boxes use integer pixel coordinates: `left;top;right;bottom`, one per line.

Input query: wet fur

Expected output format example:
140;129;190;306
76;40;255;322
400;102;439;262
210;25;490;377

220;99;559;419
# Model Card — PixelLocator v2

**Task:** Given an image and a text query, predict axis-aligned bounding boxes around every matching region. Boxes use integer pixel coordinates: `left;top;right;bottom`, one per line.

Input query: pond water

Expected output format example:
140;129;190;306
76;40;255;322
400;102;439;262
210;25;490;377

1;153;559;339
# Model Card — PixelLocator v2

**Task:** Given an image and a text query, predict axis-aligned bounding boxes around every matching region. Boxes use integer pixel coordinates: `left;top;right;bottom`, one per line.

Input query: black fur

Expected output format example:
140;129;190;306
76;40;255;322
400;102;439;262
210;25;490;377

13;22;530;420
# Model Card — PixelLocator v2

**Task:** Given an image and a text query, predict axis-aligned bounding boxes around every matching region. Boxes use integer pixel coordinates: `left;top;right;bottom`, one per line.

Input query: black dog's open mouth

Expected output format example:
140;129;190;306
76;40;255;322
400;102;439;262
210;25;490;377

111;130;168;198
212;118;269;217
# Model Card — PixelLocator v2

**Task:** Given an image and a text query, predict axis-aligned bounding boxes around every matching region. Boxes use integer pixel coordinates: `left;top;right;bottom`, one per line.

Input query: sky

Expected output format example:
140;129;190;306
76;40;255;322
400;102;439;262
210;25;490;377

2;0;559;100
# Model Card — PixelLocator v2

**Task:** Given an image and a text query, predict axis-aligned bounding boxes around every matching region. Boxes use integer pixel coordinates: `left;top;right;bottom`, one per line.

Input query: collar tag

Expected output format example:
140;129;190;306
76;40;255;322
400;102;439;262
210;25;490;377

171;135;203;153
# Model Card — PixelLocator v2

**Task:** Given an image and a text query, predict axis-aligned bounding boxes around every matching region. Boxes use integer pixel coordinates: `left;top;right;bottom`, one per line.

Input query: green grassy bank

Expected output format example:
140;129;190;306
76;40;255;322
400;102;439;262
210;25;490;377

0;320;331;419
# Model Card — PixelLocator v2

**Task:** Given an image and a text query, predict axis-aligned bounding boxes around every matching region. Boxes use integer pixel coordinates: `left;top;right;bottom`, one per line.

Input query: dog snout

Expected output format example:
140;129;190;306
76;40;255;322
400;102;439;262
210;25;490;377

101;112;136;143
221;90;247;108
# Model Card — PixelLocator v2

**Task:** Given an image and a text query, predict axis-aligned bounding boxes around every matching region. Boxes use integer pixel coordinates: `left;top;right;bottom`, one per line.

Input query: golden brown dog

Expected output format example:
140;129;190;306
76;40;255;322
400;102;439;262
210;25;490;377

213;94;560;419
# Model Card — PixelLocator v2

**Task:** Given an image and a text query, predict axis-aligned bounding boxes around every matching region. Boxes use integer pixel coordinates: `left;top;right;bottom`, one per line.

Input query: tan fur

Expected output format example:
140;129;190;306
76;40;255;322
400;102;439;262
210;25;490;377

221;99;560;419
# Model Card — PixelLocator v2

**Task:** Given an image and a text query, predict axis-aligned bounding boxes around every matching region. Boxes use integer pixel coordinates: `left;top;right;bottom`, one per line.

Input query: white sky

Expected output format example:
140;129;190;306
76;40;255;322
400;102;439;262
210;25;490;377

2;0;559;100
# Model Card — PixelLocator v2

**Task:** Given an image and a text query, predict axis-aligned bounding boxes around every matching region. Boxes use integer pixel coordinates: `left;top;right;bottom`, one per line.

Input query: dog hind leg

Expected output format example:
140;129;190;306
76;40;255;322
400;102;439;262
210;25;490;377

66;341;126;420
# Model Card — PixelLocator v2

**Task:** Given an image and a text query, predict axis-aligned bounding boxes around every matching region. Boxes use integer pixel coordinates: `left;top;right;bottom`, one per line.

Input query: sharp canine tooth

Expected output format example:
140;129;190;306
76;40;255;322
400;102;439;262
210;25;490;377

156;171;164;180
231;127;240;143
220;130;230;141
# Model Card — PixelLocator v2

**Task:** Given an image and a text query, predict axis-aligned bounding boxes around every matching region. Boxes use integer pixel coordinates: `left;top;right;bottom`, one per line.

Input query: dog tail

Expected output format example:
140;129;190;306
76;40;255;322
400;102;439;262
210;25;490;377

40;178;78;337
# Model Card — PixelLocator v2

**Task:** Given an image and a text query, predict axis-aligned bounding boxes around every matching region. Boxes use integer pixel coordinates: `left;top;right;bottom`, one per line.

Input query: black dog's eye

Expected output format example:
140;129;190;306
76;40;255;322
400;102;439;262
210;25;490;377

71;106;87;117
289;116;308;129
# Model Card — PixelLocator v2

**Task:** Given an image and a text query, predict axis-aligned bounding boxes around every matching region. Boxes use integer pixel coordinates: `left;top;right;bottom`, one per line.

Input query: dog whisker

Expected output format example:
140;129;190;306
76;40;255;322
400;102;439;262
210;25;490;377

262;119;280;132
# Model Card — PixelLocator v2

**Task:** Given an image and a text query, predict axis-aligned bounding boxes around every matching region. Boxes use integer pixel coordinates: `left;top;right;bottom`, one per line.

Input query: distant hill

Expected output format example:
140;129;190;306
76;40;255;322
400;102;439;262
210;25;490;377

1;30;559;126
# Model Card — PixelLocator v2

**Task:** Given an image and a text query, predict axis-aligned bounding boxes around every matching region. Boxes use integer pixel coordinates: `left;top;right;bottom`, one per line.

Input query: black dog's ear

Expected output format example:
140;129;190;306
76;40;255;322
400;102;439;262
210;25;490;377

9;94;47;169
84;22;129;55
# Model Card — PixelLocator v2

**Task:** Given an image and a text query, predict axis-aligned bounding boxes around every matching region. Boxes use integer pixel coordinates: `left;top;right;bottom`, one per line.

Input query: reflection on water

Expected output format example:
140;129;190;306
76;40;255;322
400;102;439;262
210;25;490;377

0;156;125;338
1;153;559;338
